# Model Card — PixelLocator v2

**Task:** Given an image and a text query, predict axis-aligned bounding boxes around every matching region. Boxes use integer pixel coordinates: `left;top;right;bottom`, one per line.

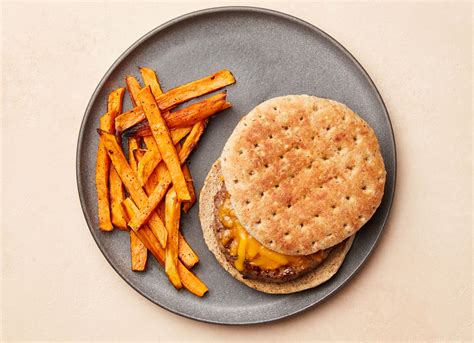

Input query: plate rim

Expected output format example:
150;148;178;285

76;5;397;325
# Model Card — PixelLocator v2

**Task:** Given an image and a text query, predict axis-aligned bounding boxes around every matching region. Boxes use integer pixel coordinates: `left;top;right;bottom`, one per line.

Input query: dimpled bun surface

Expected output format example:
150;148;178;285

220;95;386;255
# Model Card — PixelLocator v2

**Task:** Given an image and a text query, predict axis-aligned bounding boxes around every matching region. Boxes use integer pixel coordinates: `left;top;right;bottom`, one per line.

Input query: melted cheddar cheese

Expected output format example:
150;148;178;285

217;196;311;272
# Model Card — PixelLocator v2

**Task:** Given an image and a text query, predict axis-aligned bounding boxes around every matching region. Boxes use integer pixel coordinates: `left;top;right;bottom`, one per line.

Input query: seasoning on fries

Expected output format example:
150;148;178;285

94;67;234;296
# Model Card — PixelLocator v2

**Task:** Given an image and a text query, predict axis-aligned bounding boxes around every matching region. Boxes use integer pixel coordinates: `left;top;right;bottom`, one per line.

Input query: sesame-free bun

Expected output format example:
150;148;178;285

220;95;385;255
199;160;355;294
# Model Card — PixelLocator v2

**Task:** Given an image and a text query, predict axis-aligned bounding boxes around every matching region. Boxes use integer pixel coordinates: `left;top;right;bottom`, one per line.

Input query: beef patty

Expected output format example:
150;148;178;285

213;183;335;283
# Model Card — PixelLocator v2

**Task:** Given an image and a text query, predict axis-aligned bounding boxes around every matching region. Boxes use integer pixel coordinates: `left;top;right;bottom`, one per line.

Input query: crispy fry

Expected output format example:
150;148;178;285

156;70;235;110
137;136;162;186
182;165;196;213
128;137;140;171
138;86;190;201
116;107;146;134
96;115;113;230
140;67;163;98
137;127;192;187
165;93;230;128
138;132;202;269
122;199;208;296
99;130;167;247
179;120;206;163
108;88;128;229
164;188;182;289
142;167;200;269
130;163;171;231
110;168;127;229
128;122;192;138
126;137;148;270
129;230;147;271
157;198;166;222
125;76;142;107
115;69;235;133
128;121;206;231
96;88;126;231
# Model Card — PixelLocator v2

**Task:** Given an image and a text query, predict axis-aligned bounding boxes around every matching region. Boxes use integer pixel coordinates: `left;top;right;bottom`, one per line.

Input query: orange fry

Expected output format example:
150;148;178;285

125;76;142;107
96;115;113;230
122;199;208;297
140;67;163;98
96;87;125;230
164;188;182;289
115;69;235;133
182;165;196;213
126;136;148;271
138;86;190;201
108;88;127;230
129;93;229;134
110;168;127;229
98;130;167;248
165;93;230;128
128;120;206;231
156;70;234;110
128;137;140;171
129;230;147;271
137;127;192;187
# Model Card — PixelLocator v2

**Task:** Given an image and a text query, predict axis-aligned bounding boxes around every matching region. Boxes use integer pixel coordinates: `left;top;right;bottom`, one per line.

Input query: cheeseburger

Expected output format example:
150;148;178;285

200;95;386;293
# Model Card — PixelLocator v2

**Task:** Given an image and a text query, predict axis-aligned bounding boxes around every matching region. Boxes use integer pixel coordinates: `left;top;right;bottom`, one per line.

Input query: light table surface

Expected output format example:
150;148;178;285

2;1;472;341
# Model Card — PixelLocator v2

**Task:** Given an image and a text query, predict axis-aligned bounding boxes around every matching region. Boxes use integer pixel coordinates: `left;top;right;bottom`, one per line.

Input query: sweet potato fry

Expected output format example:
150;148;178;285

133;128;203;269
137;136;162;186
98;130;167;247
182;165;196;213
157;198;166;222
108;88;126;114
96;88;126;231
110;168;127;229
126;137;148;271
96;115;113;230
122;199;207;296
117;93;229;134
125;76;142;107
165;93;230;128
127;122;192;139
140;67;163;98
171;127;193;144
108;89;127;230
115;69;235;133
130;163;171;231
129;230;147;271
138;86;190;201
128;121;206;231
164;188;182;289
147;166;193;268
178;120;206;163
137;127;192;187
116;107;146;134
128;137;140;171
156;69;235;110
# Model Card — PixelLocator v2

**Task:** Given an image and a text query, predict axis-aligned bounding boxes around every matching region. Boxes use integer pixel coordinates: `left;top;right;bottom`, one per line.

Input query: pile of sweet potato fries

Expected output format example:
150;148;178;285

95;67;235;296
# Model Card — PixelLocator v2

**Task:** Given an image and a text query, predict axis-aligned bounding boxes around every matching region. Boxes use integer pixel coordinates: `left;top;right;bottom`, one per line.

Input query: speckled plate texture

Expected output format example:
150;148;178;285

76;6;396;325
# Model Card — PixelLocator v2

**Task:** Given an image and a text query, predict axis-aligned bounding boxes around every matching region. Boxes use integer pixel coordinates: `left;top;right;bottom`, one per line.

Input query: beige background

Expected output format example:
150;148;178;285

1;1;472;341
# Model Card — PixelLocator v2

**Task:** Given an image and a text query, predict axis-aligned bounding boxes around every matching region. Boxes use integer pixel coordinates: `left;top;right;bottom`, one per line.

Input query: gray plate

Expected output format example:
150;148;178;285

76;6;396;325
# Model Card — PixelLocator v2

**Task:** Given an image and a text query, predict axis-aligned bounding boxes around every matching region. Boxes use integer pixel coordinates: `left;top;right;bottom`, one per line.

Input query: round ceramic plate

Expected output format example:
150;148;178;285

77;6;396;324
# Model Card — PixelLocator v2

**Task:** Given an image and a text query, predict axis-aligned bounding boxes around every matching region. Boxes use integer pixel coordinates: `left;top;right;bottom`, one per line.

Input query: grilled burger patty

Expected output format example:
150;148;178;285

213;183;334;283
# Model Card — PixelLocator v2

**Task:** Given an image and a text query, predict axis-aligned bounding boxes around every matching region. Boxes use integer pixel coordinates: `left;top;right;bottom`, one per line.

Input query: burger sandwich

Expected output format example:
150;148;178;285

199;95;386;293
